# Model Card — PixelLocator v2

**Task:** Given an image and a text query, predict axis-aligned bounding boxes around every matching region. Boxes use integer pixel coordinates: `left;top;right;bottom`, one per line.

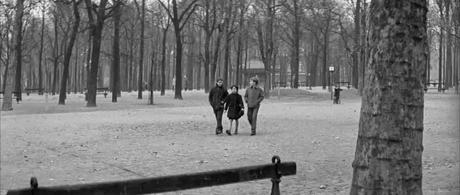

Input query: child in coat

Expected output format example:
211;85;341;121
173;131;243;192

224;85;244;135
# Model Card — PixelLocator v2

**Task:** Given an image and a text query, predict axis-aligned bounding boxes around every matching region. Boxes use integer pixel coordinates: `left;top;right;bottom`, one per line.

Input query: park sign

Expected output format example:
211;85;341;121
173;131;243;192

329;66;335;72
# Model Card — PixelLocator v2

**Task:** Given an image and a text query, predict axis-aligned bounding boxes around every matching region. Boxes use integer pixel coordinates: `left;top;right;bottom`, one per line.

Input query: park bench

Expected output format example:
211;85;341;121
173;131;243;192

424;82;446;92
24;88;44;96
275;81;307;88
335;81;351;89
0;91;21;103
6;156;296;195
84;87;109;100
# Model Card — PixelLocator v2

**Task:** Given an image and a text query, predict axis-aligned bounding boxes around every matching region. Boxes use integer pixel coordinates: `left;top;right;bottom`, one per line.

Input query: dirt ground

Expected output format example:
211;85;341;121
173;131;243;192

0;88;459;195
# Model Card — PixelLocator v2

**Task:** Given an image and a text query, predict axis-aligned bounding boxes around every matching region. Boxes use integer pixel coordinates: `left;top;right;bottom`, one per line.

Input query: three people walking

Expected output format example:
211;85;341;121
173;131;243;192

209;77;264;136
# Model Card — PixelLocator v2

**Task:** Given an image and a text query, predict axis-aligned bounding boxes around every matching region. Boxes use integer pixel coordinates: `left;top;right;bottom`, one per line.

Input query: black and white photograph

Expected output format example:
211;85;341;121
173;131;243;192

0;0;459;194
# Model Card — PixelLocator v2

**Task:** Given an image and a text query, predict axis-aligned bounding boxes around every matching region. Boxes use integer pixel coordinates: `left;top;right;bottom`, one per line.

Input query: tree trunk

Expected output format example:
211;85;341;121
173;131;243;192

352;0;361;89
14;11;24;101
112;1;121;102
85;0;108;107
311;39;319;87
52;13;59;96
235;0;245;88
149;47;154;104
161;26;168;95
38;8;45;95
137;0;145;99
2;0;24;111
445;0;452;88
59;0;80;105
128;30;134;92
85;33;91;94
211;29;222;86
73;36;79;94
174;29;183;99
322;19;330;90
350;0;427;193
87;25;103;107
359;0;368;94
204;31;211;92
438;4;443;92
455;2;459;94
236;20;243;88
291;0;300;89
223;0;233;88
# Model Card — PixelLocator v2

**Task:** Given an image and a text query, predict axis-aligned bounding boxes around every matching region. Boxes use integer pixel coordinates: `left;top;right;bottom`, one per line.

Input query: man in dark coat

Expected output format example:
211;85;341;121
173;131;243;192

244;77;264;136
209;78;228;134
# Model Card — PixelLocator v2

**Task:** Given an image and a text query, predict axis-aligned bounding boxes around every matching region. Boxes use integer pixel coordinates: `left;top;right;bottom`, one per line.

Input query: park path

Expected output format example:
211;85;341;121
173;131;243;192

1;90;459;194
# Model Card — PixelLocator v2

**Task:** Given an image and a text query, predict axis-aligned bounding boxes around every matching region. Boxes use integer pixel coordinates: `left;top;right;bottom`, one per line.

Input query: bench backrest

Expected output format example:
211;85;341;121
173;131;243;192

7;156;296;195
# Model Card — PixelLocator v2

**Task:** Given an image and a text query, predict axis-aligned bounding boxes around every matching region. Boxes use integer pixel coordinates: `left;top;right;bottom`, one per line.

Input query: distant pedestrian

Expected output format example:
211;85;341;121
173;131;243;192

224;85;244;135
244;77;264;136
209;78;228;135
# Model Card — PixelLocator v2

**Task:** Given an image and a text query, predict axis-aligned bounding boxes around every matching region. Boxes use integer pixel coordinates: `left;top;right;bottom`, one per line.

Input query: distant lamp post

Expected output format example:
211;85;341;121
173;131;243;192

307;73;312;90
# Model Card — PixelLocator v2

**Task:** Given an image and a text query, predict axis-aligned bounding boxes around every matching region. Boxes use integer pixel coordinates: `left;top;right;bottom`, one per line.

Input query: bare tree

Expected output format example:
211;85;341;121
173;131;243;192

198;0;218;93
58;0;81;105
134;0;145;99
350;0;427;193
159;0;199;99
112;0;122;102
38;4;45;95
84;0;114;107
255;0;276;99
51;8;59;95
281;0;302;88
1;5;14;93
2;0;24;111
235;0;247;88
157;2;170;96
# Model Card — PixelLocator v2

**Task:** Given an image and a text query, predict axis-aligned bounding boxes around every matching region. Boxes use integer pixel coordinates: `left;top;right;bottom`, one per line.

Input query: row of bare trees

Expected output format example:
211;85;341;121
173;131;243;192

1;0;459;110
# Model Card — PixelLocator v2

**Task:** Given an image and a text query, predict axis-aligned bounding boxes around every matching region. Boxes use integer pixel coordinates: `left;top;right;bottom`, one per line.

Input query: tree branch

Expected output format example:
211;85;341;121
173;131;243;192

178;0;200;23
179;4;199;31
158;0;174;22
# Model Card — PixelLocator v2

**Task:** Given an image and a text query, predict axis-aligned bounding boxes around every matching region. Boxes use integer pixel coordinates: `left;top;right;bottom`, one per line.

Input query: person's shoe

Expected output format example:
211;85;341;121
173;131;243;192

216;129;223;135
250;130;256;136
225;130;232;135
234;130;238;135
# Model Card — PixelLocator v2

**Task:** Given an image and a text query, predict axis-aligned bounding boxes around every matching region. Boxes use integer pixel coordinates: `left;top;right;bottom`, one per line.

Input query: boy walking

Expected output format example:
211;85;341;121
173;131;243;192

209;78;228;135
244;77;264;136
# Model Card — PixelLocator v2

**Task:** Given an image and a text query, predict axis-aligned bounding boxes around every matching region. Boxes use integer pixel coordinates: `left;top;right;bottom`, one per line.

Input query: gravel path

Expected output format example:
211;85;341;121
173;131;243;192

1;89;458;194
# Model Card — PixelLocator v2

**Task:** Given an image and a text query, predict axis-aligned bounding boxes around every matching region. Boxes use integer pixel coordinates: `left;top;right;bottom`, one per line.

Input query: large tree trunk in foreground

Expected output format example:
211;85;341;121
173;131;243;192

350;0;427;194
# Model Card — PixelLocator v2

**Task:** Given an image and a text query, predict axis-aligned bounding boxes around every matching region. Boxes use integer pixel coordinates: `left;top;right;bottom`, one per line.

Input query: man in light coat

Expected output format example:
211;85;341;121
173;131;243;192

244;77;264;136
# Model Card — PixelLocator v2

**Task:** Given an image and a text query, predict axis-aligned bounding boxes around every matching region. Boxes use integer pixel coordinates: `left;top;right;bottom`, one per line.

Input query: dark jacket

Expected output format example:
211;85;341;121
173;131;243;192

209;84;228;110
224;93;244;119
244;86;264;108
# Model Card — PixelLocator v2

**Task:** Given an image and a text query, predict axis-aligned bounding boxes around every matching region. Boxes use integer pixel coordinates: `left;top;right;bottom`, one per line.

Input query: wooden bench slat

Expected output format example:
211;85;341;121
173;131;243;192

7;162;296;195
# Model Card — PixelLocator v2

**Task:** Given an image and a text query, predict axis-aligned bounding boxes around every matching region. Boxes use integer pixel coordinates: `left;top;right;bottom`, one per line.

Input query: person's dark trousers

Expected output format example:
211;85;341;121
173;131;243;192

214;109;224;134
247;105;259;135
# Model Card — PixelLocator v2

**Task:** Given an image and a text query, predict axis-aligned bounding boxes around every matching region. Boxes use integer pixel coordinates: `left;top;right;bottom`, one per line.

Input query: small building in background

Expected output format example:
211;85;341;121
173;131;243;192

242;59;266;87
